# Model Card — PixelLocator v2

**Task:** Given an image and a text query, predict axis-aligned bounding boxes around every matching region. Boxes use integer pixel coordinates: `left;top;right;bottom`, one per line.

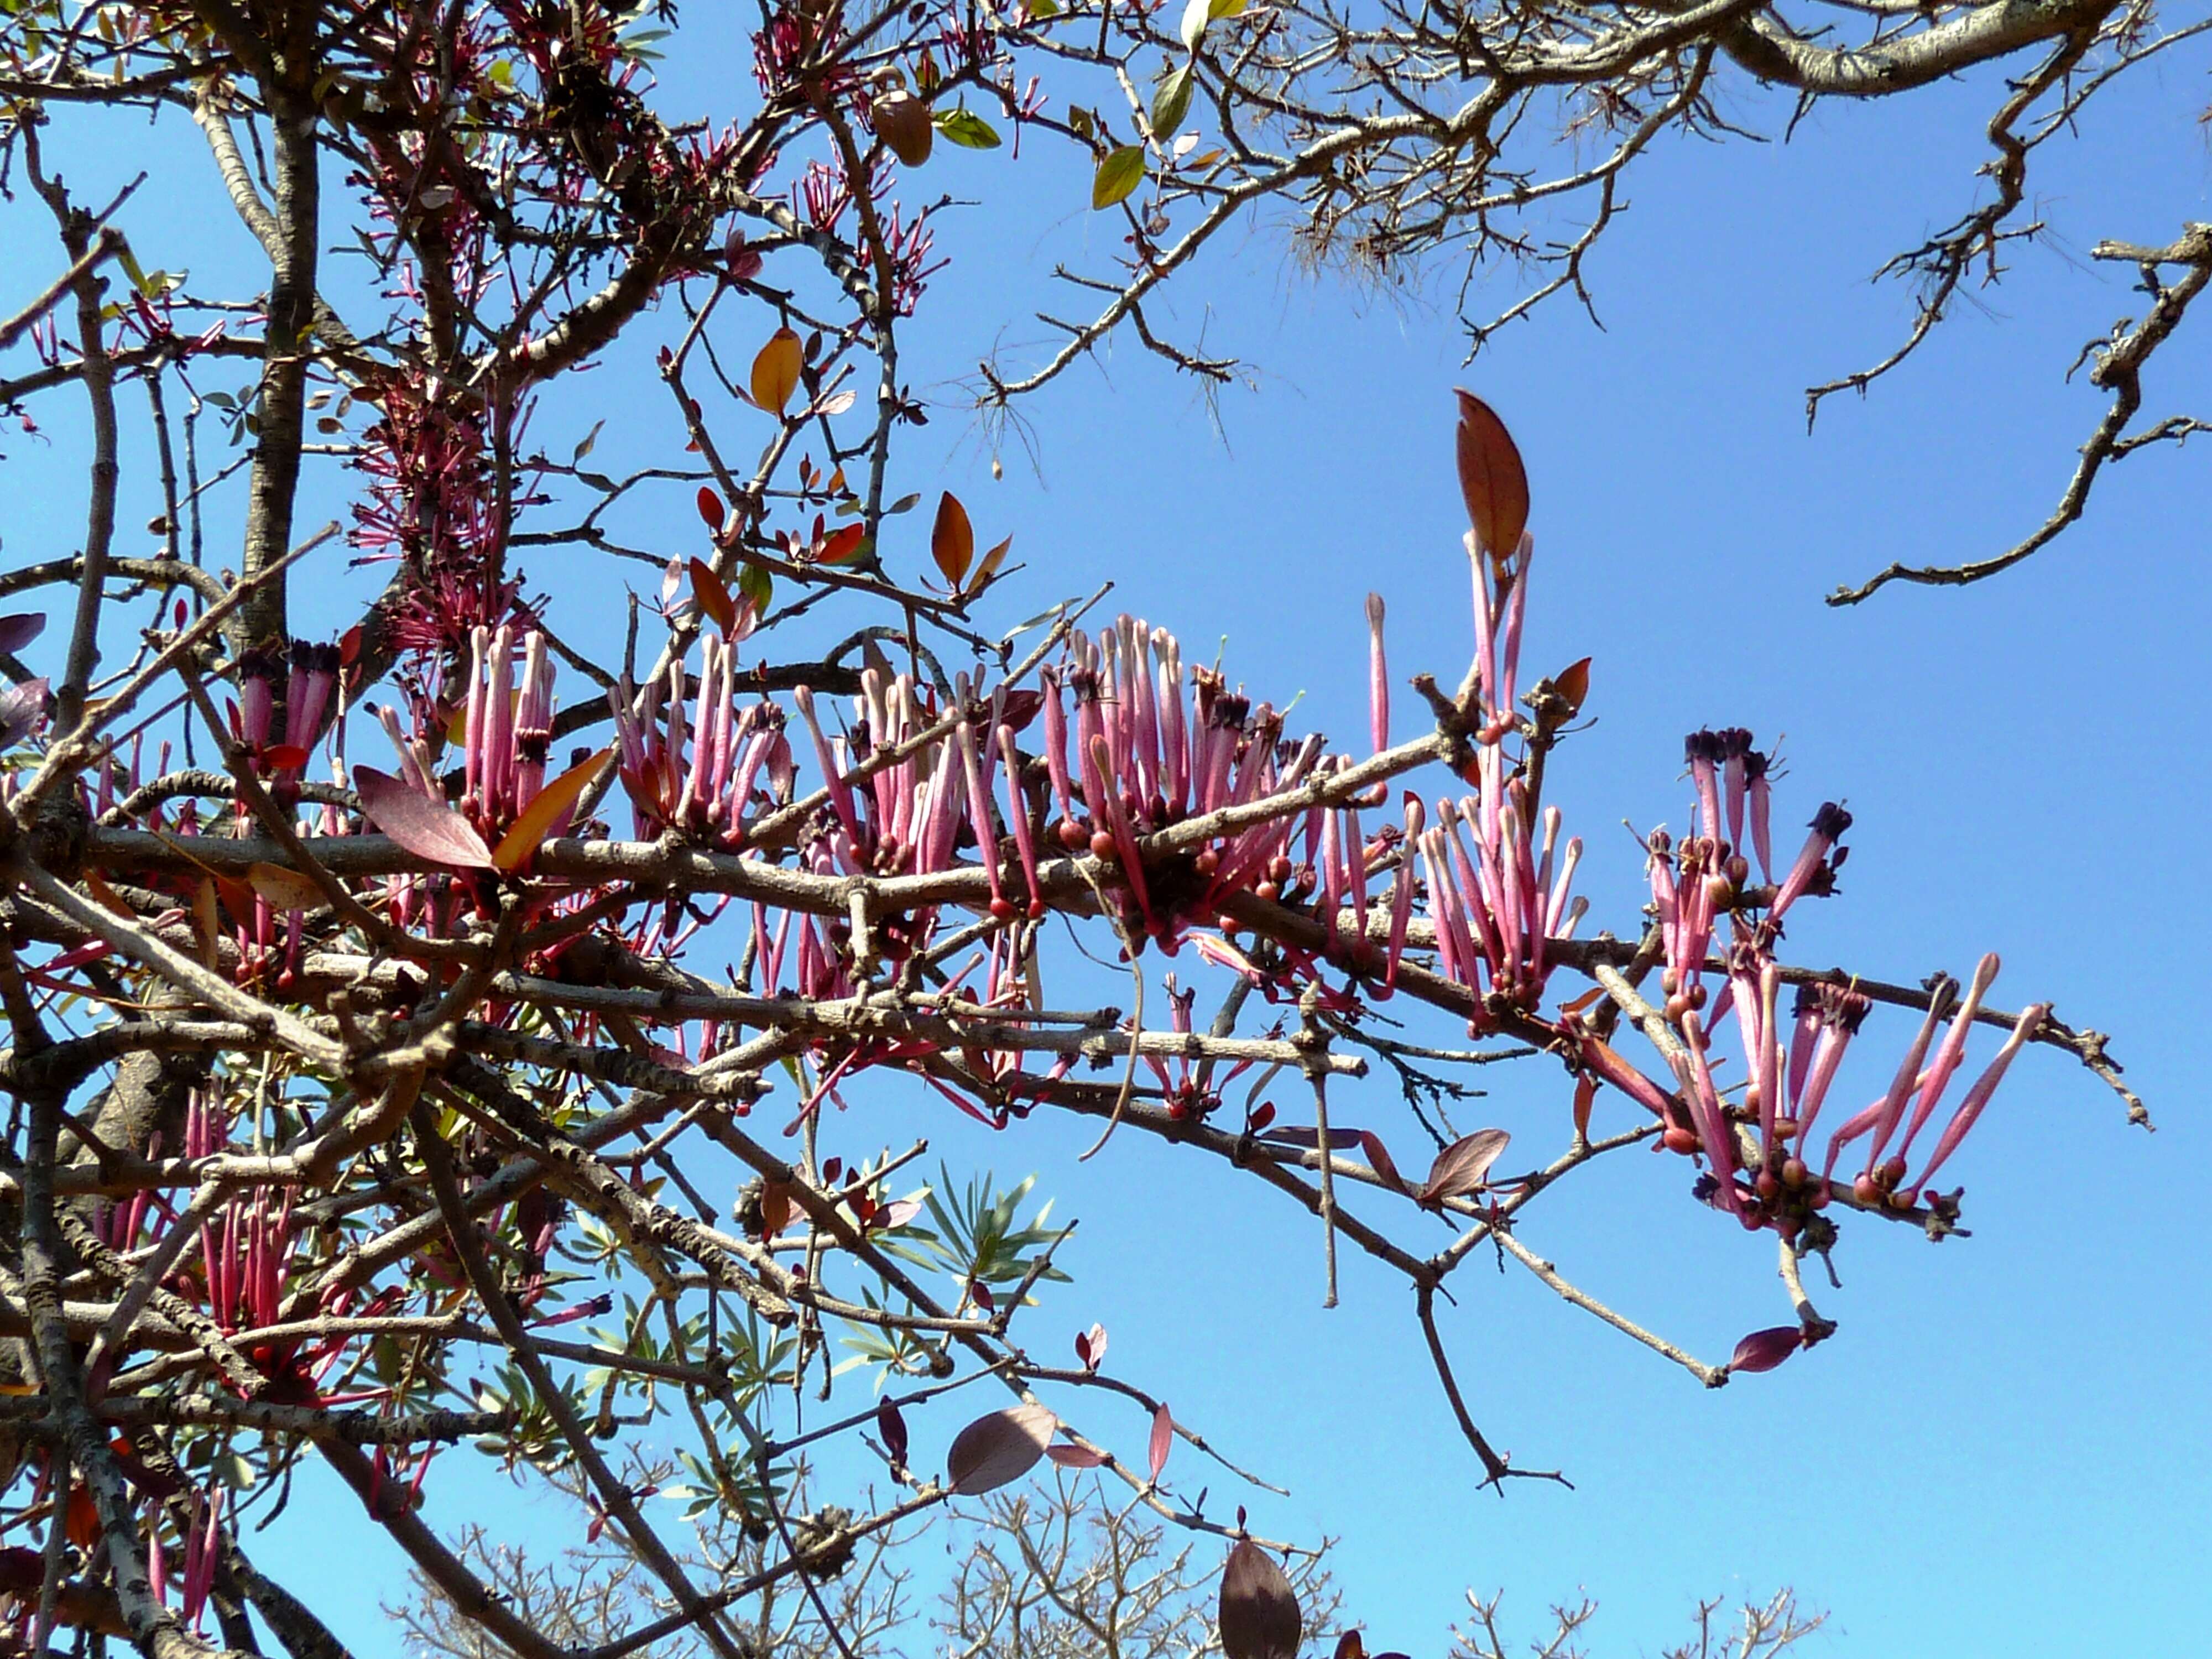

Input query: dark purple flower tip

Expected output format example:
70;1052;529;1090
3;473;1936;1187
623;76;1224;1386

1728;1326;1804;1374
1810;802;1853;839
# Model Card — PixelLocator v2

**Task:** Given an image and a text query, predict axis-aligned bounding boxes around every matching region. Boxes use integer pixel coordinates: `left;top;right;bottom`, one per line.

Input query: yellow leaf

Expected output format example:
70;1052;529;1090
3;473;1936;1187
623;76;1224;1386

750;326;804;415
492;748;613;872
932;492;973;588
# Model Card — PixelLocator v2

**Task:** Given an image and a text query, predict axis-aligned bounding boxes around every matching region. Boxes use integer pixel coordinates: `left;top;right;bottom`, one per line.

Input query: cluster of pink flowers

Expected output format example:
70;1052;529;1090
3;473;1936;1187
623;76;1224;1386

1571;727;2046;1232
231;638;340;787
609;635;793;840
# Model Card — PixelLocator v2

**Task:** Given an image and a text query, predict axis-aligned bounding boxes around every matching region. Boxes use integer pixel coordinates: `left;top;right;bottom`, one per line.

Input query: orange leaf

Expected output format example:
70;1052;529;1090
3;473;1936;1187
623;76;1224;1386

492;748;612;872
820;522;867;565
689;558;737;634
932;492;973;588
81;870;134;919
750;327;804;415
1454;390;1529;570
65;1484;101;1551
1573;1075;1597;1141
1554;656;1591;717
969;534;1013;593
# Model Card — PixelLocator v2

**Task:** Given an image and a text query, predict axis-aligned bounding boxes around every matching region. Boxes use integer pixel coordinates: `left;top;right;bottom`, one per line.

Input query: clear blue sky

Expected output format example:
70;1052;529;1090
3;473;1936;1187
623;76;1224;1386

6;20;2209;1656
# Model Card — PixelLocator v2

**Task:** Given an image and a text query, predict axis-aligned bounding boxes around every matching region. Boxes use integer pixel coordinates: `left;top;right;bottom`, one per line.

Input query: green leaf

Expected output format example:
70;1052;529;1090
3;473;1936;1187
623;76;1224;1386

1150;66;1193;141
933;106;1001;149
1092;146;1146;210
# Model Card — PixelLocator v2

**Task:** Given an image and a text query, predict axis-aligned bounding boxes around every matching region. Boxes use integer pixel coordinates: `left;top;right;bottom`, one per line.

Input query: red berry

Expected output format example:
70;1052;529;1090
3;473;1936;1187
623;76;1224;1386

1057;818;1087;849
1089;830;1117;860
1662;1125;1699;1155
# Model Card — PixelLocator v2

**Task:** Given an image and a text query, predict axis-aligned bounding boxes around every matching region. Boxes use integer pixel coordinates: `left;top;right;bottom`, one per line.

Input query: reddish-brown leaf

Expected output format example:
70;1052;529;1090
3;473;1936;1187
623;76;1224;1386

1045;1442;1109;1469
1572;1076;1597;1142
1554;656;1592;717
689;558;737;634
1729;1327;1803;1374
947;1405;1056;1494
1148;1402;1173;1482
1454;390;1529;568
877;1397;909;1465
354;768;494;869
1335;1634;1367;1659
1219;1539;1302;1659
820;522;867;565
931;492;973;588
1358;1130;1408;1193
1417;1128;1511;1205
872;91;934;166
759;1179;792;1239
695;486;726;533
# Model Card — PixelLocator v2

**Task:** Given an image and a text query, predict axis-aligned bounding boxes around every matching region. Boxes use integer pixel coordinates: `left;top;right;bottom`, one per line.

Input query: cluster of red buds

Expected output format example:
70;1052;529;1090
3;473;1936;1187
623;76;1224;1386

351;370;525;661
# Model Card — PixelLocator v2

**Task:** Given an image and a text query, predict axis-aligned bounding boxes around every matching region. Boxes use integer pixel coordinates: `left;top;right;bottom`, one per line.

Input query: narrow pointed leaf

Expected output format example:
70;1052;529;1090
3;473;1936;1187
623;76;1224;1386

354;766;494;869
1219;1539;1301;1659
876;1397;909;1465
1454;390;1529;567
1148;1402;1173;1481
1417;1128;1511;1204
750;327;804;414
1358;1130;1408;1192
1045;1442;1109;1469
947;1405;1056;1494
492;748;613;871
971;534;1014;591
1258;1126;1364;1152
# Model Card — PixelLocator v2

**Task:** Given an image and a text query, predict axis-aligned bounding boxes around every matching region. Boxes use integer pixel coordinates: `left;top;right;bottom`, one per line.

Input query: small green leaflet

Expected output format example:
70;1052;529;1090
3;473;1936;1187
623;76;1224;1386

933;106;1001;149
1151;66;1193;140
1092;146;1146;210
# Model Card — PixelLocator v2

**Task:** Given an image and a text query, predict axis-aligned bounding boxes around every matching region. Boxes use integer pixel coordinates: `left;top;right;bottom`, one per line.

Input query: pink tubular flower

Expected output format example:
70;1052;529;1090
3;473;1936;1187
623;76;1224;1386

1770;801;1852;921
1365;592;1389;755
1911;1001;2047;1193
